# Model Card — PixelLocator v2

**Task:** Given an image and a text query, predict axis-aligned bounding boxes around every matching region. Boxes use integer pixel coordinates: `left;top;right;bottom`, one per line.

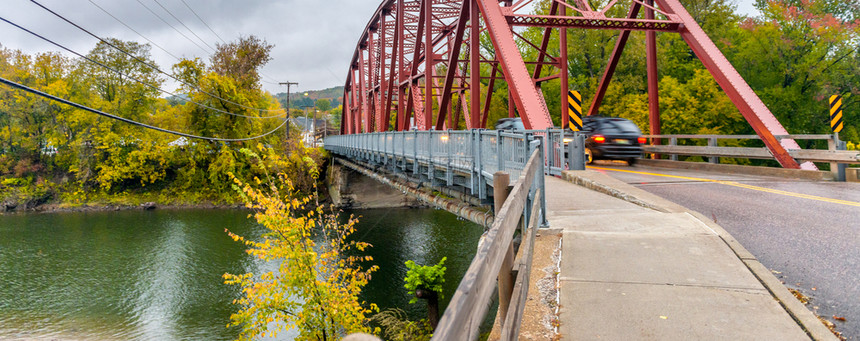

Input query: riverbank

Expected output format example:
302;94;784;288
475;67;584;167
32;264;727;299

1;201;248;214
0;186;247;213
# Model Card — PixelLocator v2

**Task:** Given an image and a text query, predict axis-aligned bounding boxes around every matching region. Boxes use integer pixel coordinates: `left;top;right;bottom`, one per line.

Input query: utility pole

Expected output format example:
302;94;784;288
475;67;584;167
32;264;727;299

279;81;298;139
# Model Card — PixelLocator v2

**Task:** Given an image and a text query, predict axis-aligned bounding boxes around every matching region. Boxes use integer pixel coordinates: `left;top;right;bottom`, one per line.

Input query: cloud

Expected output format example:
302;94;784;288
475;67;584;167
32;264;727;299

0;0;381;94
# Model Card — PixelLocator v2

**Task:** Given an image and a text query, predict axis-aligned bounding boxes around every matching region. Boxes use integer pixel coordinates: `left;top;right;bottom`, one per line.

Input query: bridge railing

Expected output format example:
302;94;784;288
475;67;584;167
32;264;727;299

431;148;545;340
642;134;860;165
325;130;566;200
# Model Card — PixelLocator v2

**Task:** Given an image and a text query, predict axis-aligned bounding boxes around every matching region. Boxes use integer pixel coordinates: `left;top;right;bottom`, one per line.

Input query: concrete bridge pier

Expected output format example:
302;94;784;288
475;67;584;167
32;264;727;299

327;161;423;209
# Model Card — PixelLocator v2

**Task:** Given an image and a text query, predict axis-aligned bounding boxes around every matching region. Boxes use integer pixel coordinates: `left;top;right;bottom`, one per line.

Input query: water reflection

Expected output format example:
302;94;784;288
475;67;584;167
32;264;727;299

0;207;482;340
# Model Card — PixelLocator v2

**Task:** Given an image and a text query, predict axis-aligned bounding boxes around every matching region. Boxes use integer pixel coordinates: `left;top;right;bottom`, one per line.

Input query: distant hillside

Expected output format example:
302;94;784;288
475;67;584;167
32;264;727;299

275;86;343;110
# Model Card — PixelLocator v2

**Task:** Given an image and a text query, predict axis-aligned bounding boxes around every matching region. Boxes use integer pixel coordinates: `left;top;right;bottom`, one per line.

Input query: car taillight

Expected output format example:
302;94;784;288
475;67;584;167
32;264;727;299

593;135;606;143
638;137;646;144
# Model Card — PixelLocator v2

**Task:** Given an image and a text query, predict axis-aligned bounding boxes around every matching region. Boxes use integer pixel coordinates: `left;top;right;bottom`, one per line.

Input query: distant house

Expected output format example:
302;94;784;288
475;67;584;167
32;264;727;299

168;137;189;147
291;117;329;145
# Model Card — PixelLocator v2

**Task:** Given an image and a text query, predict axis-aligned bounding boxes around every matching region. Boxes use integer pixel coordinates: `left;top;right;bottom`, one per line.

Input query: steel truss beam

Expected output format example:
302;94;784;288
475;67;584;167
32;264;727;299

341;0;806;169
508;15;681;31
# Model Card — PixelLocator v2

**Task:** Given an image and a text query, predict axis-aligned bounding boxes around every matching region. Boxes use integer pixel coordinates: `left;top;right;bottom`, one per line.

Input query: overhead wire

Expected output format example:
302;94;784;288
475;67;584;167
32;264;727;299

151;0;217;52
0;16;284;119
87;0;181;61
29;0;286;113
129;0;212;54
86;1;292;98
178;0;226;44
176;0;282;86
0;76;288;142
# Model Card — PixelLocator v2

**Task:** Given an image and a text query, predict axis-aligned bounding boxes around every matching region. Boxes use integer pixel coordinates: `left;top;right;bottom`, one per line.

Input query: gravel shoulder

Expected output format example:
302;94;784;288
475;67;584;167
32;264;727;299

487;230;561;340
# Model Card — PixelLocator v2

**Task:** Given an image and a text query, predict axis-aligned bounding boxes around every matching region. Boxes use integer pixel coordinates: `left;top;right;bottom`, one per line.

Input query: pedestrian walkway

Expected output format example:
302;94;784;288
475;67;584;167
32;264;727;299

547;171;836;340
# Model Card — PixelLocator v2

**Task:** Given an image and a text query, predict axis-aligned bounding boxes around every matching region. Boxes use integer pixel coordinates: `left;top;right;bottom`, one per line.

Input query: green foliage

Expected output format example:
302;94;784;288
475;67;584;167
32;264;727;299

404;257;447;304
315;98;331;112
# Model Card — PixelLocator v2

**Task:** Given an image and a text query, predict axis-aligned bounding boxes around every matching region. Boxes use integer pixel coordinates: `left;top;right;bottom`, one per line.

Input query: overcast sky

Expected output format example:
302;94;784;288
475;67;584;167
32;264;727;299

1;0;760;96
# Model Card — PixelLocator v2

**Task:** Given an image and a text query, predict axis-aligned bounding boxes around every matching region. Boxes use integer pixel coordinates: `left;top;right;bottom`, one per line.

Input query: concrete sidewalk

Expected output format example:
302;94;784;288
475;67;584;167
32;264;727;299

548;171;836;340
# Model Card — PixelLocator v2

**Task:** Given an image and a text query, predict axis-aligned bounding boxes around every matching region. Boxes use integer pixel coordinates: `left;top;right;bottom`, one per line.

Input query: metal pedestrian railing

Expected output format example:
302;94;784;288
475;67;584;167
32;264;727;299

324;129;569;207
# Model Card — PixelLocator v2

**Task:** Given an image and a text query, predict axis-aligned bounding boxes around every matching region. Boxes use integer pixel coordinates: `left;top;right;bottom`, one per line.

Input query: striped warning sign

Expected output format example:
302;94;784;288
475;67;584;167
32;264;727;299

830;95;843;133
568;90;582;131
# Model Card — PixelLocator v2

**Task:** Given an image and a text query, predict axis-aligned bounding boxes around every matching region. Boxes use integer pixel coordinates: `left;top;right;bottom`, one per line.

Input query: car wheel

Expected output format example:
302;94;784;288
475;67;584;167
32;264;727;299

585;148;594;164
626;158;637;166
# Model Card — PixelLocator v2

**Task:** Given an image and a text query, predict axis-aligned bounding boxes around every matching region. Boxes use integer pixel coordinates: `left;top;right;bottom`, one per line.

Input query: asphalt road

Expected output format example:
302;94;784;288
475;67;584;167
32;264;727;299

587;162;860;339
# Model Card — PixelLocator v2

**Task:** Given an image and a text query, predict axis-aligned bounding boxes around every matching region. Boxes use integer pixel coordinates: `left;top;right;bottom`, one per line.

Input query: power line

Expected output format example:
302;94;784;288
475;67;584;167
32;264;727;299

129;0;212;54
151;0;216;52
0;16;284;120
0;76;288;142
179;0;226;44
92;0;281;88
87;0;181;61
30;0;285;113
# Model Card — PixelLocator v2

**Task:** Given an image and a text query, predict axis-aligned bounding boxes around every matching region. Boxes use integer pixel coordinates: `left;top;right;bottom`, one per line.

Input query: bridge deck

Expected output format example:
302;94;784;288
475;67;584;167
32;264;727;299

545;174;826;340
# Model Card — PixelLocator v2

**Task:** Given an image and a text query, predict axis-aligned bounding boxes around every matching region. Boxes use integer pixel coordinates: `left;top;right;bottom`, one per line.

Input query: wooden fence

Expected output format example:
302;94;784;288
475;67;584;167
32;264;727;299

431;148;544;340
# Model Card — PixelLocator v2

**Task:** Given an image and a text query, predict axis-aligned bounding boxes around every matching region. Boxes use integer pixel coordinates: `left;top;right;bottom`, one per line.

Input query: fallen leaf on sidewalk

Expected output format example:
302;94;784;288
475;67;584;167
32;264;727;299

833;316;846;322
771;270;782;274
812;287;817;291
659;316;668;320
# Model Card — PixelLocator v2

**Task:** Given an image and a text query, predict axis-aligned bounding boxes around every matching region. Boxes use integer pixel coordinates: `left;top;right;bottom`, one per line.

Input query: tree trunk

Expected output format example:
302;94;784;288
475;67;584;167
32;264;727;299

416;288;439;329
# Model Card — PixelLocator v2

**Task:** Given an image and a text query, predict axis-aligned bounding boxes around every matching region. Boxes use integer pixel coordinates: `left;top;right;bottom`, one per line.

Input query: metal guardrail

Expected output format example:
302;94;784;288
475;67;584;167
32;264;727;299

324;129;567;201
642;134;860;164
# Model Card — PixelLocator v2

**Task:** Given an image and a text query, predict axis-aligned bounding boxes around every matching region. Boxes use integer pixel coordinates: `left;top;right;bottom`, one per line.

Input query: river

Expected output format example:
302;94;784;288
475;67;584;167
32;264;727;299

0;207;484;340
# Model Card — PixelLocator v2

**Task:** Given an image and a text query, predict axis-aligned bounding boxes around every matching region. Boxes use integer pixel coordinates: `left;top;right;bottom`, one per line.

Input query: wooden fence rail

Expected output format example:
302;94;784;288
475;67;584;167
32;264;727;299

431;148;544;340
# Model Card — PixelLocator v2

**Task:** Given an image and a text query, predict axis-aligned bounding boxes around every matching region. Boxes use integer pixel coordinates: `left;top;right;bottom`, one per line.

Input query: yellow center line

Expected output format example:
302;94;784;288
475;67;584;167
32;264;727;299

588;166;860;208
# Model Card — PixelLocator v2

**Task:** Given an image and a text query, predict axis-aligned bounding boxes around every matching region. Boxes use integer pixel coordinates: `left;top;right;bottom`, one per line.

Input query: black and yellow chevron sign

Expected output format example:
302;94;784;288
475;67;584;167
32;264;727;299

830;95;843;133
568;90;582;131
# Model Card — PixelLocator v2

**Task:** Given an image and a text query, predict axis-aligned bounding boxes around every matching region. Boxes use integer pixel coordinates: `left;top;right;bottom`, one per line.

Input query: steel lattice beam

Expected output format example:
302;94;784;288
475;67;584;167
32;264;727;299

507;15;681;31
340;0;807;169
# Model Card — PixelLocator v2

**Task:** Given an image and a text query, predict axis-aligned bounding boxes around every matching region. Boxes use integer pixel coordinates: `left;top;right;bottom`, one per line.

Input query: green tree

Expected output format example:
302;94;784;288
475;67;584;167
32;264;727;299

315;98;331;112
403;257;447;329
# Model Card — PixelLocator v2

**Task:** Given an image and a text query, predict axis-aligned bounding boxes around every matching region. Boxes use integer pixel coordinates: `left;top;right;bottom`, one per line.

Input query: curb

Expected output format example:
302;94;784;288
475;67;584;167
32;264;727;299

560;170;839;341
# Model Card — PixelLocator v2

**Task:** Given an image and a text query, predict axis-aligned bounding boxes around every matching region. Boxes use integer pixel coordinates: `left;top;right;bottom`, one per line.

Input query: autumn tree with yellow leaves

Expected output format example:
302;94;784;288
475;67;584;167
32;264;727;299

223;145;379;340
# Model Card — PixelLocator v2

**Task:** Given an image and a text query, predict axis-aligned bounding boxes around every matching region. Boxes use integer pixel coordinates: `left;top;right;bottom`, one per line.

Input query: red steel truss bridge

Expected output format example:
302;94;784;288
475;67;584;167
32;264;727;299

340;0;815;170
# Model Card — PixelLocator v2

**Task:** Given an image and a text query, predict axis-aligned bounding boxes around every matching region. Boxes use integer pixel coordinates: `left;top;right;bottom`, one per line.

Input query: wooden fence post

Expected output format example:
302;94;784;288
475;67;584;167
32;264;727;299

493;171;514;327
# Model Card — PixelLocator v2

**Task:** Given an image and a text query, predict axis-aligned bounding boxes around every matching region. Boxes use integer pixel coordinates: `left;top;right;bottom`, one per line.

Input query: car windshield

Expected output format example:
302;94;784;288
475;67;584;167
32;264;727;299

600;119;641;134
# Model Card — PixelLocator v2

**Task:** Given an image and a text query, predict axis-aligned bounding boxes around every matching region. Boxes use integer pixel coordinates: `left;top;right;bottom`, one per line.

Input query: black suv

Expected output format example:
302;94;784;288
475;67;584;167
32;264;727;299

580;116;645;165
